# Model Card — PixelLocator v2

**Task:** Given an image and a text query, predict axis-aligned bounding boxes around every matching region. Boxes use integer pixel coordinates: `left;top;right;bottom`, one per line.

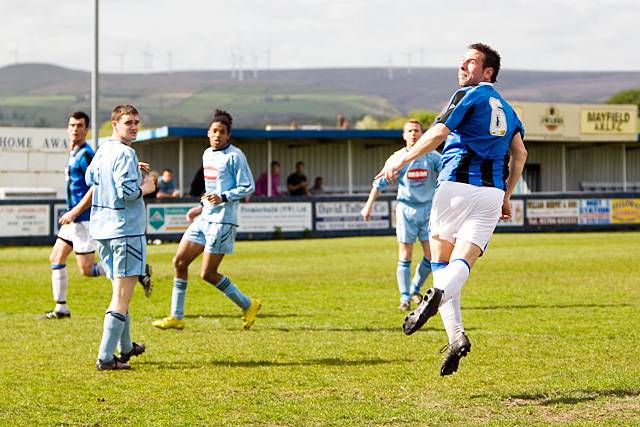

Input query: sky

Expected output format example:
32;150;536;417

2;0;639;73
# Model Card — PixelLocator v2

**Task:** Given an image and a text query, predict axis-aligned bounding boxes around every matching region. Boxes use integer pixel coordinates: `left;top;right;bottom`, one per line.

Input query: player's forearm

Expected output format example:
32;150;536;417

504;135;528;199
364;187;380;208
403;123;449;165
72;186;94;214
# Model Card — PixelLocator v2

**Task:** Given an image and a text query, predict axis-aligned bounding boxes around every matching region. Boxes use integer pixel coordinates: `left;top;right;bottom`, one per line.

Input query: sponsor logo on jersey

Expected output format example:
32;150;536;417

407;168;428;181
204;165;218;181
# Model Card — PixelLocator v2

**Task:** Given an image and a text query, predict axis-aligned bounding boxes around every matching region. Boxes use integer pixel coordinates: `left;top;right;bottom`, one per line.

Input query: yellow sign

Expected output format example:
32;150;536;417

581;109;637;134
611;198;640;224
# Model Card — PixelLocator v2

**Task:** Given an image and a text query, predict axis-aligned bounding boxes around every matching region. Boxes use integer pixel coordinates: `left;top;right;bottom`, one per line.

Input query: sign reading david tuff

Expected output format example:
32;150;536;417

0;127;68;152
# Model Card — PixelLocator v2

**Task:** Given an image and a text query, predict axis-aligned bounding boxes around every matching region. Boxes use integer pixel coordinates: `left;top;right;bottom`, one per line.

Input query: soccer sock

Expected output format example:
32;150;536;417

430;261;449;289
92;262;106;277
97;311;126;363
410;257;432;295
396;259;411;302
171;278;188;320
439;296;465;344
119;312;133;355
214;275;251;310
434;259;470;305
51;264;69;313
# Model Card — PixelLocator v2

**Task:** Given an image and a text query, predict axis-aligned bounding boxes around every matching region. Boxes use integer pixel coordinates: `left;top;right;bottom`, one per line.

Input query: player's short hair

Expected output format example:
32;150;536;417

68;111;90;127
209;109;233;132
271;161;280;168
111;104;139;122
469;42;501;83
162;168;173;174
404;119;423;131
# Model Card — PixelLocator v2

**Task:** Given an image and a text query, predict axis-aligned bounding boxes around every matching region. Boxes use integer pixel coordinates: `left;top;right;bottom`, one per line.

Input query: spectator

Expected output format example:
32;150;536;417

157;168;180;198
188;166;205;198
310;176;325;194
336;113;349;129
255;161;281;197
287;161;310;196
144;171;159;201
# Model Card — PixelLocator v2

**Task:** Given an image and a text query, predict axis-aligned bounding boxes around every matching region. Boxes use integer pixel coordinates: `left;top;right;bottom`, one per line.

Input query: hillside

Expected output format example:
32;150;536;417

0;63;639;128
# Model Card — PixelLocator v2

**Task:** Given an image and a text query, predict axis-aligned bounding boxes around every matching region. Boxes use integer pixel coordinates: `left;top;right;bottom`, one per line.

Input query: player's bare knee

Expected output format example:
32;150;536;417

173;255;189;275
201;270;220;284
79;264;94;276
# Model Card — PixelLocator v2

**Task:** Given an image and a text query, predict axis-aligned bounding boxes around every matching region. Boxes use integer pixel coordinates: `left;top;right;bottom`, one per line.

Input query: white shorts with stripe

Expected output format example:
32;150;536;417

57;221;98;254
429;181;504;251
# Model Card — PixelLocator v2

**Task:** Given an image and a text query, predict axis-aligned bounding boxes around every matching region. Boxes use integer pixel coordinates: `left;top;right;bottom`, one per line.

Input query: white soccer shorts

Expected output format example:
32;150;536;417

57;221;98;254
429;181;504;251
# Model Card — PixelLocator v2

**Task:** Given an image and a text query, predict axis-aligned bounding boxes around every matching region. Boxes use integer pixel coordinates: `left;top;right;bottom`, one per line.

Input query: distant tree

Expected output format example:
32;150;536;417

382;109;438;129
606;89;640;114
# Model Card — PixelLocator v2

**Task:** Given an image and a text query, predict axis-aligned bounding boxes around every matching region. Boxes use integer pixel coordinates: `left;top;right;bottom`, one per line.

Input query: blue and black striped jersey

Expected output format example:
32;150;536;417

436;82;524;190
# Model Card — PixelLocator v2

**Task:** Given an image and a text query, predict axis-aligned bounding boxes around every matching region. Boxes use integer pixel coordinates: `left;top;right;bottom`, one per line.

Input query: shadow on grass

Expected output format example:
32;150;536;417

143;356;412;369
499;389;640;406
465;303;633;311
262;325;477;333
184;313;312;319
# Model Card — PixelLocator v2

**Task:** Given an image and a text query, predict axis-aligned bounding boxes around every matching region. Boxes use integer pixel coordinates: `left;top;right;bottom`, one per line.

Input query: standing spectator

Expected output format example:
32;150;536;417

255;161;281;197
144;171;159;201
188;166;205;198
287;161;310;196
157;168;180;198
310;176;325;195
336;113;349;129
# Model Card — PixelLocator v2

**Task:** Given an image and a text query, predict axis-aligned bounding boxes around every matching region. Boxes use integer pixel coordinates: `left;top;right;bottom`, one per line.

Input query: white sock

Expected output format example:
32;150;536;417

439;295;465;344
436;259;470;305
52;266;69;313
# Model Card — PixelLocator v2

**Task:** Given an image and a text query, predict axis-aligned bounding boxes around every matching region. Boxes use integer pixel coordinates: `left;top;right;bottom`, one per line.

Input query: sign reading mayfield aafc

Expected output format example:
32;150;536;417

0;127;68;152
511;102;638;142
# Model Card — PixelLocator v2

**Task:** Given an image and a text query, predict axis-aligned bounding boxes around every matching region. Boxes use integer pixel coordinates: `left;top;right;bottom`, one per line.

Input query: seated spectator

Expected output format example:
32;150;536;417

287;161;310;196
157;168;180;198
188;166;205;197
144;171;159;200
255;161;281;197
310;176;325;194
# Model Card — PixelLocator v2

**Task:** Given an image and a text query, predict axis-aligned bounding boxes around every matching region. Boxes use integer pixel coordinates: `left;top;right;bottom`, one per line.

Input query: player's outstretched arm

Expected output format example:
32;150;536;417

361;187;380;221
376;123;449;182
501;132;528;220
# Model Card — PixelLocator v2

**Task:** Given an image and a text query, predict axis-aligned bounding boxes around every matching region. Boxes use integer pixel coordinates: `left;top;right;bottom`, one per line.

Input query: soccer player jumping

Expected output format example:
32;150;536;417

378;43;528;376
153;109;261;331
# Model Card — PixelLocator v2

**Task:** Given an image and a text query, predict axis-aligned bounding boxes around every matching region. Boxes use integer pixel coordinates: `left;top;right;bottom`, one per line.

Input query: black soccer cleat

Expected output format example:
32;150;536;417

42;310;71;320
118;342;146;363
440;333;471;376
402;287;443;335
138;264;153;297
96;356;131;371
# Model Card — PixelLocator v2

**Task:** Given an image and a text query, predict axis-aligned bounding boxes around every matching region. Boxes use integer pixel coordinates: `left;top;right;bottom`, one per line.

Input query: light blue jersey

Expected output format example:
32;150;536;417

374;148;441;206
85;139;146;240
436;82;524;190
200;144;255;225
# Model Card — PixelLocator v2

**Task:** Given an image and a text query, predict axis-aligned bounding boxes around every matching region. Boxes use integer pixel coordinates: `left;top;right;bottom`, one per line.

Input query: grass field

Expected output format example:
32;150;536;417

1;232;639;426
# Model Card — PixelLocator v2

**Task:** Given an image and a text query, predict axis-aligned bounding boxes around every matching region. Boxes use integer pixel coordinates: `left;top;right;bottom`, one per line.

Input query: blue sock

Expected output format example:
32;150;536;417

410;257;432;295
98;311;126;363
396;260;411;302
92;262;105;277
214;276;251;310
171;278;188;320
119;313;133;355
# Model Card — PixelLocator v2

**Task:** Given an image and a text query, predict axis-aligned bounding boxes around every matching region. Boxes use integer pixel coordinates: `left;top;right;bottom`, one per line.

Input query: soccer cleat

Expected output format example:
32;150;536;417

398;300;411;312
152;316;185;330
440;333;472;376
402;287;443;336
96;356;131;371
138;264;153;297
118;342;146;363
242;299;262;330
411;293;423;305
42;310;71;320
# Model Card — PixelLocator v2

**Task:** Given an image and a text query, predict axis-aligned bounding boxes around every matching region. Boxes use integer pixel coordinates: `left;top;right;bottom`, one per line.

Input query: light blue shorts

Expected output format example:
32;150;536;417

396;202;431;244
183;217;237;254
97;235;147;280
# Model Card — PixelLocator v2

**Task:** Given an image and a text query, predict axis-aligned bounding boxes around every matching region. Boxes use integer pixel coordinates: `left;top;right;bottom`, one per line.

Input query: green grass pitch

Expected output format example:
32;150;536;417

1;232;639;426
